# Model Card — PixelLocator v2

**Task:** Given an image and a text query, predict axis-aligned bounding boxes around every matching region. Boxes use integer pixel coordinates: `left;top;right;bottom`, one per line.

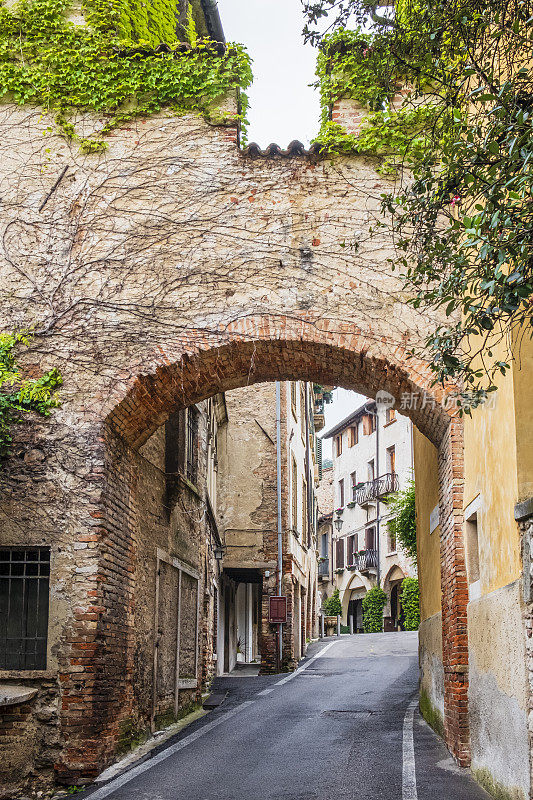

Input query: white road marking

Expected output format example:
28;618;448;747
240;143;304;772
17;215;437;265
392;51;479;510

258;640;338;695
85;701;255;800
274;640;338;686
402;698;419;800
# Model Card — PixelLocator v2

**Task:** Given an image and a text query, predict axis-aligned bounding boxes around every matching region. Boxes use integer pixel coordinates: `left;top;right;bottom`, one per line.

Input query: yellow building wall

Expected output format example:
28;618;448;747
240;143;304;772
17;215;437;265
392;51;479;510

464;362;521;595
513;332;533;502
413;427;441;619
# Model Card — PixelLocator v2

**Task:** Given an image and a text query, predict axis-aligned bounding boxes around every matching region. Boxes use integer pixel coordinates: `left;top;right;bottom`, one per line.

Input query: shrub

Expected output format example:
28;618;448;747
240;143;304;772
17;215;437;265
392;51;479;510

322;588;342;616
362;586;387;632
401;578;420;631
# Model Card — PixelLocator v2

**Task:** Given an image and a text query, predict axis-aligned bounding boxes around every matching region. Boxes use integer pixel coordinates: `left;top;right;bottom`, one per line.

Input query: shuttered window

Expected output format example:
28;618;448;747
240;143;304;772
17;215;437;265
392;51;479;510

335;538;344;570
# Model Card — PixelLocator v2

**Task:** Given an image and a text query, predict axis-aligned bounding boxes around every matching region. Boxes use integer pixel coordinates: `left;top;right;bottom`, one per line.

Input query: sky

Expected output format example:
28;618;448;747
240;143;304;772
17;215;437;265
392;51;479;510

217;0;322;146
216;0;367;450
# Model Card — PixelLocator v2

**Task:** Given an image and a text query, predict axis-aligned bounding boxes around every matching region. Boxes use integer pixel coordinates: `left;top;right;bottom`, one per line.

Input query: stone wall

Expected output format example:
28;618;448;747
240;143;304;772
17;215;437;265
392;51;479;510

0;105;470;780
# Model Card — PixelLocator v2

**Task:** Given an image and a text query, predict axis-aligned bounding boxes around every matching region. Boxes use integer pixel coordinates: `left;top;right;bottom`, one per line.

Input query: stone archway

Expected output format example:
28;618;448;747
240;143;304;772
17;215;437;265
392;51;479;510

68;328;465;772
0;109;468;781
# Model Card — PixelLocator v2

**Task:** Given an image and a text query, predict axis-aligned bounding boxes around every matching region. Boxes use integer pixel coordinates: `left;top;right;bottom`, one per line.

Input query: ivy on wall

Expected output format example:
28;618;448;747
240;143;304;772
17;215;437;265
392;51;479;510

0;332;62;461
0;0;252;150
387;480;417;563
362;586;387;633
400;577;420;631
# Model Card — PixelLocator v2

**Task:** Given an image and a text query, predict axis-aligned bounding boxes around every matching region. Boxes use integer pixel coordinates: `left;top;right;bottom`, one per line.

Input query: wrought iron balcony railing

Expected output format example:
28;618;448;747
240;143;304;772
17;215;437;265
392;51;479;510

318;558;329;578
355;549;378;572
354;472;399;505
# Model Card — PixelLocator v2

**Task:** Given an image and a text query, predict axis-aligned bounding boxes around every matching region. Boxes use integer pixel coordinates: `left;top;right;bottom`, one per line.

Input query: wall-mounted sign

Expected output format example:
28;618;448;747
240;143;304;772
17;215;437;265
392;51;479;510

269;596;287;624
430;505;440;534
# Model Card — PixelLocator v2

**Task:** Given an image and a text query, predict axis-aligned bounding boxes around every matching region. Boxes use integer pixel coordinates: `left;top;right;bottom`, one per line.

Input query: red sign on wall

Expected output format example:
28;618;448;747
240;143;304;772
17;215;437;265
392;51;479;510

269;596;287;624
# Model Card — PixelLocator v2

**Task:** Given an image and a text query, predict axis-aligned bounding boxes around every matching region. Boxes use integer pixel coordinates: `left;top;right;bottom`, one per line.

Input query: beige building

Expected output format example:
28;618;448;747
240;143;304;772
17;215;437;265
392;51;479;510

319;399;417;630
216;381;323;673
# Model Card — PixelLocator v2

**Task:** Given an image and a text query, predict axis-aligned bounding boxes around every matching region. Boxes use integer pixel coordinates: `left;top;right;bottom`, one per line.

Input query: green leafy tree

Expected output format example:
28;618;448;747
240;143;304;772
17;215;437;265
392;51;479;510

387;481;417;563
305;0;533;410
0;332;62;461
362;586;387;632
400;577;420;631
322;587;342;615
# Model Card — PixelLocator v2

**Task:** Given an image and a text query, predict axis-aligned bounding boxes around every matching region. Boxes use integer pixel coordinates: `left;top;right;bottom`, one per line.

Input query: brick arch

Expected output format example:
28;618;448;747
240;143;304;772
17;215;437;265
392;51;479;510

60;317;468;780
105;315;451;449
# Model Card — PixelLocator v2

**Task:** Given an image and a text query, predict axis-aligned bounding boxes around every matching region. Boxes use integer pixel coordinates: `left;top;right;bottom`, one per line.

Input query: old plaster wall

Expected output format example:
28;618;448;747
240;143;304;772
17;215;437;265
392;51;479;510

413;428;444;734
463;348;530;799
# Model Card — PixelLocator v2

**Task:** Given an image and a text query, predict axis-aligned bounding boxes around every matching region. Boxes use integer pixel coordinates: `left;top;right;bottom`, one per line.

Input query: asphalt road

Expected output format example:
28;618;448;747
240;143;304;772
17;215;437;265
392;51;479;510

84;632;490;800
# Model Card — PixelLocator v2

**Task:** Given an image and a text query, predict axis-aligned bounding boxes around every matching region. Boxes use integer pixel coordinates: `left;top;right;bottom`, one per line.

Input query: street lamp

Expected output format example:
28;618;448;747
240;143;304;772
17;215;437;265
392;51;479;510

334;516;343;533
213;543;227;561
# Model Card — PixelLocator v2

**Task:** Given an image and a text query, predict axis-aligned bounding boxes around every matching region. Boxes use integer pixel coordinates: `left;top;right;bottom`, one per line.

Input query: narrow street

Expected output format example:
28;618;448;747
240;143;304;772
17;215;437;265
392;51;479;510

84;633;489;800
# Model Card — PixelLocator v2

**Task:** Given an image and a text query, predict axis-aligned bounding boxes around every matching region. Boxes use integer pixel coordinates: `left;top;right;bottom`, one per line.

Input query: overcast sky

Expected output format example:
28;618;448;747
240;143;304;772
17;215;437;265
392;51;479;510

217;0;322;146
216;1;367;451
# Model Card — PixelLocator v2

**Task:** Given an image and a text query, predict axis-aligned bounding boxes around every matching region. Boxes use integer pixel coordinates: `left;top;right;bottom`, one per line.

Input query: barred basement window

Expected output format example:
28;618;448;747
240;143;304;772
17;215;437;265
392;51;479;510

0;548;50;670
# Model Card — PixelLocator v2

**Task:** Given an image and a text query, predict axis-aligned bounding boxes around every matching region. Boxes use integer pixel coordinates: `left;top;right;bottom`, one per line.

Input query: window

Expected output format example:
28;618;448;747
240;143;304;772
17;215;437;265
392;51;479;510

292;456;298;531
300;383;306;437
387;446;396;475
388;523;397;553
362;413;376;435
465;512;480;585
347;534;356;567
335;538;345;570
348;425;358;447
335;434;343;458
385;407;396;425
291;381;297;417
365;527;376;550
350;471;357;501
302;477;308;544
338;478;345;507
0;548;50;670
186;407;199;485
321;532;329;558
367;460;375;482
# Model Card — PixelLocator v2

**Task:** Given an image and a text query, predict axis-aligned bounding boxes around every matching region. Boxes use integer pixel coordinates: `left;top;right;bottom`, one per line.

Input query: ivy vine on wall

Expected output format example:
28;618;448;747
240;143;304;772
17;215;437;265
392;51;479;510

0;332;62;462
400;577;420;631
0;0;252;151
362;586;387;633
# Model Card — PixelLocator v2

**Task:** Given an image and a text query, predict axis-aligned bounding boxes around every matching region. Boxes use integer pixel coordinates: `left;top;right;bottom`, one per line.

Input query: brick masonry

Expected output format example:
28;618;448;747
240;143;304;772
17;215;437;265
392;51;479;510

0;105;469;784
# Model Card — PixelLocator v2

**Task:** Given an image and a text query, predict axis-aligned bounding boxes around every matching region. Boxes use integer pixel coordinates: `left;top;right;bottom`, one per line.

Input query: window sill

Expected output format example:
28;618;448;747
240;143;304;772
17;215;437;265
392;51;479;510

386;551;398;556
383;419;397;428
0;684;38;707
0;669;56;680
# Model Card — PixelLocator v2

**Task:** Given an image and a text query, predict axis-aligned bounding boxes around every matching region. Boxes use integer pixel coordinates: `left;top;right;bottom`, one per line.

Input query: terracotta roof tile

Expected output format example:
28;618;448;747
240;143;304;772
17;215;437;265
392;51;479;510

242;140;323;158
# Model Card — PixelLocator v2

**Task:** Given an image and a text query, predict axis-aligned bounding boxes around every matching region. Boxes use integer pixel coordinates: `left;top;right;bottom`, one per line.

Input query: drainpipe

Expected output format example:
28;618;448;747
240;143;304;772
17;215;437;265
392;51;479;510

304;385;313;548
375;404;381;588
276;381;283;668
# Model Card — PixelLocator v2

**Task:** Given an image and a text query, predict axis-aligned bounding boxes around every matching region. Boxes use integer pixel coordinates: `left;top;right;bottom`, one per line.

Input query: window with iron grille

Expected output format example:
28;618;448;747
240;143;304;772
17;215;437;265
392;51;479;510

186;407;198;485
0;548;50;670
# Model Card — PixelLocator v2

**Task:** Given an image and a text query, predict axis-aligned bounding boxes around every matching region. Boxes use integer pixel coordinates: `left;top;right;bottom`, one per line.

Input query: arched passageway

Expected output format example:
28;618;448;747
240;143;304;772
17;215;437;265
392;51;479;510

0;109;468;786
44;326;465;781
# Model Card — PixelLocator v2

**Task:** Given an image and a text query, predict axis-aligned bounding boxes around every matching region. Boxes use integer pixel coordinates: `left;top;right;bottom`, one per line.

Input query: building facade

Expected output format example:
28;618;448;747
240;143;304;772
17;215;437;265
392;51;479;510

320;399;417;631
216;381;322;673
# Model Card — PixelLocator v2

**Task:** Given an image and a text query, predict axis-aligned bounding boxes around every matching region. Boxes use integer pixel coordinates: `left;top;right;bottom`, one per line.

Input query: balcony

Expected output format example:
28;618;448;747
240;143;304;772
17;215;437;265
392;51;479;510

354;473;399;506
355;549;378;572
318;558;329;579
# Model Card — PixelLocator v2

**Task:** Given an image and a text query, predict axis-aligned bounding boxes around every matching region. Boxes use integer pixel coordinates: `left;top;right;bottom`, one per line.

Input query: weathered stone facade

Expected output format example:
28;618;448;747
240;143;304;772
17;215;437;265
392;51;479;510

218;381;319;674
0;93;470;788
